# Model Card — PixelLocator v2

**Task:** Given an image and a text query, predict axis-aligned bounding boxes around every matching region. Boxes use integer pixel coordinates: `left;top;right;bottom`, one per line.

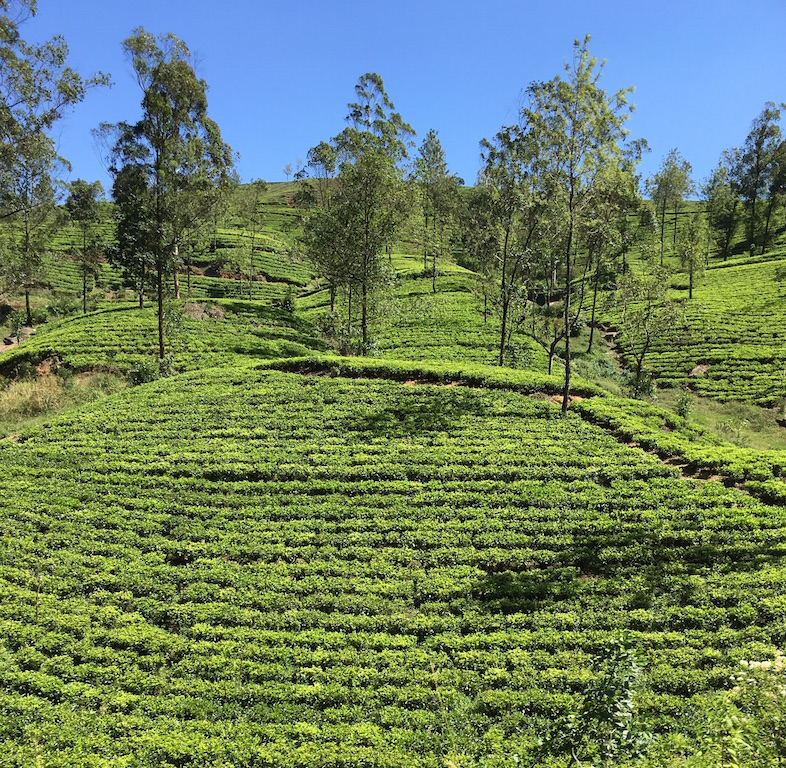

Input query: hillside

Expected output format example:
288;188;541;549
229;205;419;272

4;363;786;766
4;183;786;765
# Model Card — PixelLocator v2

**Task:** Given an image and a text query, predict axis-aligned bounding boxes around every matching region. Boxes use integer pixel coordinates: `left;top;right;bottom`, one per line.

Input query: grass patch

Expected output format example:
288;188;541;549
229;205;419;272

0;370;126;437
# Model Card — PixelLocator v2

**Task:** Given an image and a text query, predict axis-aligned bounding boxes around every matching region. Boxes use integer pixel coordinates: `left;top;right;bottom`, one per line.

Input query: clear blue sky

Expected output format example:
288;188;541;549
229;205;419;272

24;0;786;193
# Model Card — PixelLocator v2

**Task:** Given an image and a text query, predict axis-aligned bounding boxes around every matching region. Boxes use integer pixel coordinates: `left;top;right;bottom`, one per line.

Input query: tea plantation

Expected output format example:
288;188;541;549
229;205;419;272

3;366;786;766
5;182;786;765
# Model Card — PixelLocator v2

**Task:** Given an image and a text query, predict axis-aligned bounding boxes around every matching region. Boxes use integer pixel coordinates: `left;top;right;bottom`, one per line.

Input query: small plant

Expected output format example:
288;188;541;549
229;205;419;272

627;368;657;400
676;388;695;420
8;311;24;343
718;418;750;446
128;359;161;386
281;286;296;314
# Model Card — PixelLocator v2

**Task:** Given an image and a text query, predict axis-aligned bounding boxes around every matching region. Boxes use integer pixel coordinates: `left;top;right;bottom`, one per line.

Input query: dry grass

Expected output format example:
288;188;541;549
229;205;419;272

0;371;126;436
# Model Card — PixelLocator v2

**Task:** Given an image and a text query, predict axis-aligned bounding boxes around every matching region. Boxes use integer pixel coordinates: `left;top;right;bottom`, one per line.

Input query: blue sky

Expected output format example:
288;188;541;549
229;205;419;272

24;0;786;193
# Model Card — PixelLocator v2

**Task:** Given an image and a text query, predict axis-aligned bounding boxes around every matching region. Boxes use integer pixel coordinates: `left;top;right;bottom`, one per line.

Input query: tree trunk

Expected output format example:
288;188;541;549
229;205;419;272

157;259;165;361
361;280;368;355
423;211;428;271
689;265;693;300
250;219;256;300
561;205;574;416
187;251;192;300
432;215;438;294
498;229;511;367
82;229;88;314
659;201;666;266
763;198;775;253
587;258;600;353
25;288;32;327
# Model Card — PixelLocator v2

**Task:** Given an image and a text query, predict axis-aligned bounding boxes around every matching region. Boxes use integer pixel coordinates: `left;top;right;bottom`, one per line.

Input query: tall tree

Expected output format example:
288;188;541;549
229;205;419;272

236;178;267;299
737;102;781;250
478;126;542;367
703;152;740;261
65;178;103;313
301;72;414;354
0;134;61;325
103;29;235;363
0;0;108;324
582;163;641;353
521;35;636;414
617;261;681;398
646;148;694;265
414;129;462;291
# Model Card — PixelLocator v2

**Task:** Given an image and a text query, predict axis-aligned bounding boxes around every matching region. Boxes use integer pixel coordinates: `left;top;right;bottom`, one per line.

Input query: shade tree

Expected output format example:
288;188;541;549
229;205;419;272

301;72;414;354
65;178;104;313
102;28;235;362
646;148;694;265
0;0;108;324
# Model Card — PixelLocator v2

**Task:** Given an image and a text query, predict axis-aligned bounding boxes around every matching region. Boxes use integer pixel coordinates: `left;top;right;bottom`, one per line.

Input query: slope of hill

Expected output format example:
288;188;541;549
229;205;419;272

4;185;786;765
2;365;786;766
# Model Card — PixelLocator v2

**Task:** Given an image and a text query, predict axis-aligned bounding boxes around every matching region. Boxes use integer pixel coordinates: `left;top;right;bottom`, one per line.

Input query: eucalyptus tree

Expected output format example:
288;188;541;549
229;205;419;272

414;129;462;291
646;148;694;264
521;35;637;414
0;0;108;324
737;102;781;250
301;72;414;354
478;126;543;367
703;152;740;260
103;28;235;362
65;179;103;313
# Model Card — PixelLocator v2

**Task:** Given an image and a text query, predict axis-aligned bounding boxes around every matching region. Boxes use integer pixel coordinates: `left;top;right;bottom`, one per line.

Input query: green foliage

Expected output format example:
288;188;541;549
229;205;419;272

548;634;651;766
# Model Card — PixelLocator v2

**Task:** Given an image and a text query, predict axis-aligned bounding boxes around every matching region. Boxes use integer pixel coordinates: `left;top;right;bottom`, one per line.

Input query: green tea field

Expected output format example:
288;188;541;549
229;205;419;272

3;366;786;766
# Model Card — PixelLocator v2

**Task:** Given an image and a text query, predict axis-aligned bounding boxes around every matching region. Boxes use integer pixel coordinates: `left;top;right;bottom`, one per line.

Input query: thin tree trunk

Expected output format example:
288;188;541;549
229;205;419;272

187;251;192;300
173;244;180;299
82;229;88;314
157;259;165;361
25;288;32;327
562;200;574;416
361;280;368;355
250;220;256;300
423;211;428;271
587;257;600;353
498;228;511;366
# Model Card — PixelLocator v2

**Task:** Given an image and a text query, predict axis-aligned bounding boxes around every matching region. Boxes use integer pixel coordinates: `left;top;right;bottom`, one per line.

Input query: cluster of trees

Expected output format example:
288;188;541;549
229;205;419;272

703;101;786;259
299;37;643;412
0;2;235;363
0;0;109;326
297;75;463;355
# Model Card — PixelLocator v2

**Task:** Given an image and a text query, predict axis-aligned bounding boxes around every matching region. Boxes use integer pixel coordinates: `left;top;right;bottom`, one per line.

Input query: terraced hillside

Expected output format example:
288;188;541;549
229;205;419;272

0;301;325;377
2;365;786;766
611;250;786;406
